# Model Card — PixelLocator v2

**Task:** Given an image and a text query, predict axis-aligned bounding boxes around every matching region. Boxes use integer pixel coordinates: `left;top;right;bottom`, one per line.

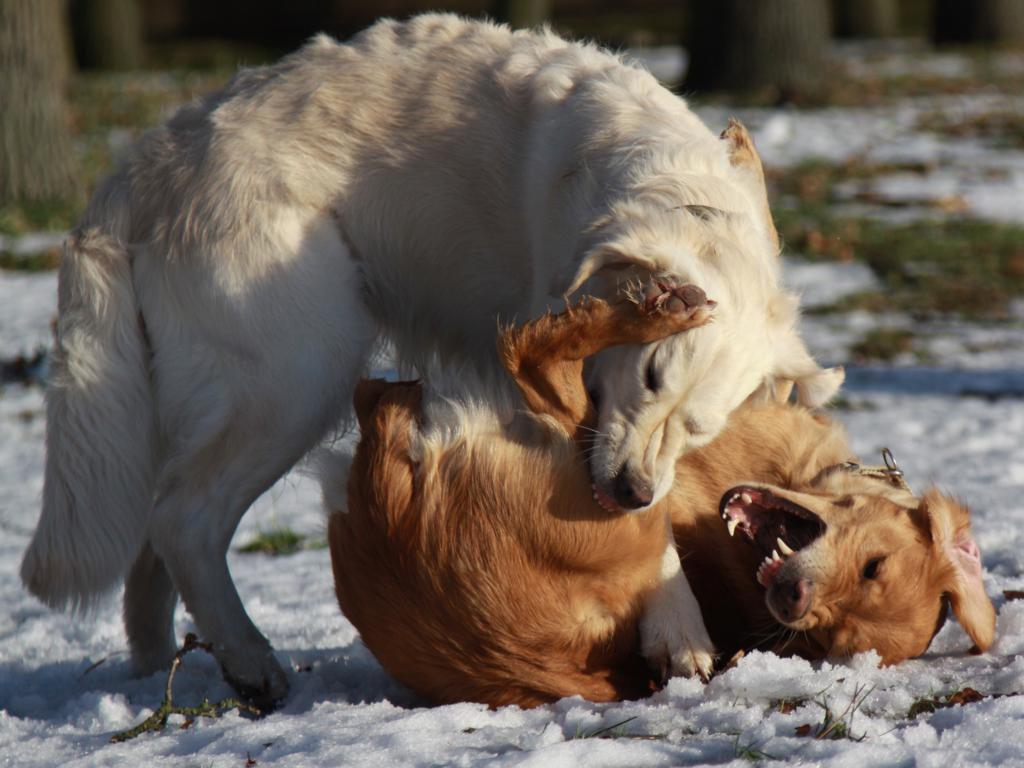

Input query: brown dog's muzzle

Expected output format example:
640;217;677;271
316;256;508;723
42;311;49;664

719;486;828;623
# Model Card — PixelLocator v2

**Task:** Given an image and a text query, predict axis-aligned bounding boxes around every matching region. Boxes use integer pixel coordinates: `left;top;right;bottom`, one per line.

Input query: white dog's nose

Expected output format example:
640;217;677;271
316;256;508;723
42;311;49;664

612;466;653;509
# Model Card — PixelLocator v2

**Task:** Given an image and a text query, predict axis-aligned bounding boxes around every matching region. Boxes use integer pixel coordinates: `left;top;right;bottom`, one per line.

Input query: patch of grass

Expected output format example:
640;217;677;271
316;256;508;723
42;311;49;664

733;735;777;761
793;685;872;742
909;687;987;719
0;198;80;237
917;109;1024;149
850;328;917;363
572;716;665;741
69;70;230;138
237;526;321;556
771;162;1024;318
792;216;1024;319
773;697;807;714
690;47;1024;108
0;249;62;272
854;220;1024;318
573;716;640;740
825;395;879;413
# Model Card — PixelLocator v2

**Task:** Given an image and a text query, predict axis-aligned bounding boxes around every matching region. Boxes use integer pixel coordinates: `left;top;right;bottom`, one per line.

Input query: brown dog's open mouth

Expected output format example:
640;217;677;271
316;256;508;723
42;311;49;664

719;486;826;587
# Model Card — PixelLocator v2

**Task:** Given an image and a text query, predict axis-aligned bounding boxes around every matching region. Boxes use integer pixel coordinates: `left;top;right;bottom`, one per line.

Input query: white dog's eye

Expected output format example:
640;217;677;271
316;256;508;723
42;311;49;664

645;359;659;392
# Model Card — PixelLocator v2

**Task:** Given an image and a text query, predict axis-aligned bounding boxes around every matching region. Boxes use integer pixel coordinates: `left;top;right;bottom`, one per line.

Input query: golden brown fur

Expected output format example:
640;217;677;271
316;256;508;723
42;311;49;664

670;409;995;665
331;296;716;705
329;300;996;708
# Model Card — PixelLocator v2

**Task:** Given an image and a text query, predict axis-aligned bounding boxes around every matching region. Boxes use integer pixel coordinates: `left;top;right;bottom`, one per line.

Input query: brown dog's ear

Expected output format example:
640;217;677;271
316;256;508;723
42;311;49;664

353;378;391;432
915;490;996;652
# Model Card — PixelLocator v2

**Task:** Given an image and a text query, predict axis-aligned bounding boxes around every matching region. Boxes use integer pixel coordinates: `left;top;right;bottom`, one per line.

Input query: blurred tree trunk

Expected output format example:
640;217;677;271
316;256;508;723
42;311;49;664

934;0;1024;45
685;0;832;101
932;0;973;43
494;0;550;29
834;0;899;38
974;0;1024;44
0;0;80;206
141;0;186;40
72;0;144;70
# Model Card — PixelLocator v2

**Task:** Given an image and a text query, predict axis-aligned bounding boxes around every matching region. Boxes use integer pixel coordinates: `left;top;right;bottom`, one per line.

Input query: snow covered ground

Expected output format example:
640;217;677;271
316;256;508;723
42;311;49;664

2;261;1023;767
2;44;1024;768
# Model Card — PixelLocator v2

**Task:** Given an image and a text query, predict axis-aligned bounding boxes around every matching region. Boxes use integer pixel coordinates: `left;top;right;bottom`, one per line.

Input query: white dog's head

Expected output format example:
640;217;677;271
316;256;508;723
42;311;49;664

569;201;843;513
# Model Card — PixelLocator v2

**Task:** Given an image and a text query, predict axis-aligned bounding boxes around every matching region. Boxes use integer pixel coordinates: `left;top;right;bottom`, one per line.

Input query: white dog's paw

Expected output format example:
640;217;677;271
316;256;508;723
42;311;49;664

219;641;290;712
640;592;716;681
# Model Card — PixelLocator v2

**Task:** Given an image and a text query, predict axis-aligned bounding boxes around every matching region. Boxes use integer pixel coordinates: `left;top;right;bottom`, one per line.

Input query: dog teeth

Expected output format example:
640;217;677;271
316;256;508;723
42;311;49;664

740;492;753;505
777;538;794;557
727;518;739;537
756;551;783;587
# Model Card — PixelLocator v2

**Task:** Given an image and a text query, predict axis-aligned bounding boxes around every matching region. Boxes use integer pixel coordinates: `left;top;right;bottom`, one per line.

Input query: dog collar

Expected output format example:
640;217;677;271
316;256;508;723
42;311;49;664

838;448;913;494
813;448;913;494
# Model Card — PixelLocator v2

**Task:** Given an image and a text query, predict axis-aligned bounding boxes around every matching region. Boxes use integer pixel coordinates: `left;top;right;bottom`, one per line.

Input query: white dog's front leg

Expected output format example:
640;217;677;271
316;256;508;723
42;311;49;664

640;538;715;681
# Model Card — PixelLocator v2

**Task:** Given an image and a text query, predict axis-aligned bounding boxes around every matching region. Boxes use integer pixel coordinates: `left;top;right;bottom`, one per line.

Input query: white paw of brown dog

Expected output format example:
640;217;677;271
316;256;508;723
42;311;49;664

639;542;716;681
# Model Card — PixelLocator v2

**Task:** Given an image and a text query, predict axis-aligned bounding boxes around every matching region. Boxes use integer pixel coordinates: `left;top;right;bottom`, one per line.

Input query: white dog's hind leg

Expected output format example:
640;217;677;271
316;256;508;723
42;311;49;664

149;435;323;709
123;542;179;676
640;532;716;681
147;315;374;708
136;214;376;707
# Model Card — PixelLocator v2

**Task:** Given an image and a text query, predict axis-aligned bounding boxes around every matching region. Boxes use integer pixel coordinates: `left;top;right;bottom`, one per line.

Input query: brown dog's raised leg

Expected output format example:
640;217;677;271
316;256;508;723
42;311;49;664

499;280;715;435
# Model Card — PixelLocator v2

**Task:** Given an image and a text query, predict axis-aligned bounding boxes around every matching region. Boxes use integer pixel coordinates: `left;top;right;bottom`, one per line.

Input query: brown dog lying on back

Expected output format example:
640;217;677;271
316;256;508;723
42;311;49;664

326;295;996;708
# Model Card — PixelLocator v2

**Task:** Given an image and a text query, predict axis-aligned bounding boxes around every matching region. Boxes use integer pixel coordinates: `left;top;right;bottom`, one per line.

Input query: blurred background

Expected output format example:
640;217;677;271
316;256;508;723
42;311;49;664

2;0;1024;386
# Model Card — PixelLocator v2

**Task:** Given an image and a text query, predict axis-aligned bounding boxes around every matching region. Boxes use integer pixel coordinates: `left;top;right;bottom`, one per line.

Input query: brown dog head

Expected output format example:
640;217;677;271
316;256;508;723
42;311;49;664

720;469;996;665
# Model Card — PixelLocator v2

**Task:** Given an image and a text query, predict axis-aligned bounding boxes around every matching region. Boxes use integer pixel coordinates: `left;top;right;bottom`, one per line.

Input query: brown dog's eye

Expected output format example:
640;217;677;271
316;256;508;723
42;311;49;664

645;360;660;392
862;556;885;580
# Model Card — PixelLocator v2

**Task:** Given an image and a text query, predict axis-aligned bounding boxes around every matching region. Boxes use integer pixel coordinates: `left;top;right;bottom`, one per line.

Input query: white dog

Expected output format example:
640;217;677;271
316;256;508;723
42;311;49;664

22;14;840;706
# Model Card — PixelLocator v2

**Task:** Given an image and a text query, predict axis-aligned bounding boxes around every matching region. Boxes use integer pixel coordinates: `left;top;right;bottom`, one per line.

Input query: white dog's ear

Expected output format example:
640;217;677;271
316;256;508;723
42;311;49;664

764;293;844;407
914;490;996;652
769;347;844;407
564;245;657;298
790;364;845;407
721;117;779;253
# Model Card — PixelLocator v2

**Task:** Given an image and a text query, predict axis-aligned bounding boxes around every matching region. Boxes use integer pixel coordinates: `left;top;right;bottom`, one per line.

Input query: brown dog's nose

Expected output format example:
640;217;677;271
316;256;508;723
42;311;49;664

770;577;812;622
612;467;653;509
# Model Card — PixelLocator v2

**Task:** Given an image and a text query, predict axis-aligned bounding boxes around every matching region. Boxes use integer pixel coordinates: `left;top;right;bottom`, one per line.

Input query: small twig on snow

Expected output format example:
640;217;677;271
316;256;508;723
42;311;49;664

110;633;260;743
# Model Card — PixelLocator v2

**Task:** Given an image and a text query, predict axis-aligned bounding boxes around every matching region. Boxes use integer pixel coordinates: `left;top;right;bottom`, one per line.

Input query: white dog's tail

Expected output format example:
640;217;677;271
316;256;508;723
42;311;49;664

21;226;156;610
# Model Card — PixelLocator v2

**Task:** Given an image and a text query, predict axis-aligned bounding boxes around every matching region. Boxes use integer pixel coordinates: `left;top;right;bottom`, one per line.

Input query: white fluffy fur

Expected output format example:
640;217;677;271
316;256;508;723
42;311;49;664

22;229;156;608
639;536;716;679
21;14;837;702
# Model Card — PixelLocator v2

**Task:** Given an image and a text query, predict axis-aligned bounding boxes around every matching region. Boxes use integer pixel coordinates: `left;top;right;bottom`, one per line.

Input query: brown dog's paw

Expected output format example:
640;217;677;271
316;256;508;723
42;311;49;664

639;277;715;317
